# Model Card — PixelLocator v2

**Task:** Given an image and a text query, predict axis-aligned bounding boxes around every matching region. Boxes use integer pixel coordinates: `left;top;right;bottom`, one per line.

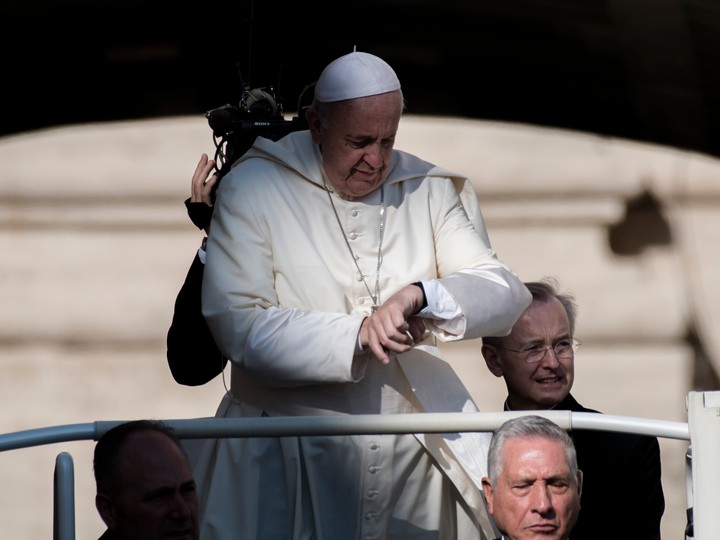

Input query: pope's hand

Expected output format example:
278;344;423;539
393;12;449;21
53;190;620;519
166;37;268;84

360;285;426;364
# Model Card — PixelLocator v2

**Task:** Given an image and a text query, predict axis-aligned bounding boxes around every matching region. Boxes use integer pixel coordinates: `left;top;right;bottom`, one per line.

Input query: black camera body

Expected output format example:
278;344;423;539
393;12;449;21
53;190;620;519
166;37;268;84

186;83;311;231
205;86;309;182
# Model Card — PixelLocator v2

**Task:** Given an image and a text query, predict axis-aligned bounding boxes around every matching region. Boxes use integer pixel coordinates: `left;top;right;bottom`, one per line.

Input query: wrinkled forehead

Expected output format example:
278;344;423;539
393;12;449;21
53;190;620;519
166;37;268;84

314;95;402;146
503;437;570;472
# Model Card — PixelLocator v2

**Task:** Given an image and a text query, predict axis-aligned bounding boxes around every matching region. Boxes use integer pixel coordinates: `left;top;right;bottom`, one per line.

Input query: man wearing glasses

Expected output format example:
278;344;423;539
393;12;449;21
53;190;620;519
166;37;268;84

481;278;664;540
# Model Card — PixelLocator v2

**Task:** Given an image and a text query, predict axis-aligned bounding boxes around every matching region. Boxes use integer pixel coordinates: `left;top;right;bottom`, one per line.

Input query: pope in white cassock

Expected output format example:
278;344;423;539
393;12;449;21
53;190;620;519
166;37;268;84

191;50;532;540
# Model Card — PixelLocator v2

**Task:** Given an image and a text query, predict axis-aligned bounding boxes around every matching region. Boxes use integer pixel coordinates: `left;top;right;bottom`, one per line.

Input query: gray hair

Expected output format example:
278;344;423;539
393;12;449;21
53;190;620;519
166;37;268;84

486;415;579;489
483;276;577;347
310;89;406;129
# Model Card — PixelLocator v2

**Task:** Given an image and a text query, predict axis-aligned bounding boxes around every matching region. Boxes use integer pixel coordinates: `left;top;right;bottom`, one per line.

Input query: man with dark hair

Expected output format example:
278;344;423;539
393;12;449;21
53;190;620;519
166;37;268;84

93;420;198;540
481;278;665;539
482;415;582;540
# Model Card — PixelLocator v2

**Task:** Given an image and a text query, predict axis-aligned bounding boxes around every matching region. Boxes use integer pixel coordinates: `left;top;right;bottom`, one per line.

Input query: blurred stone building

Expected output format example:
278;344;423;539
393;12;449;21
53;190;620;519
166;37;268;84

2;114;718;538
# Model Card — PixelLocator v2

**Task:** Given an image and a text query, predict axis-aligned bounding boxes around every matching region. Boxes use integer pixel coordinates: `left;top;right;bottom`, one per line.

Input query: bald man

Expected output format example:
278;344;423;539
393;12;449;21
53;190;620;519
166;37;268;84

93;420;198;540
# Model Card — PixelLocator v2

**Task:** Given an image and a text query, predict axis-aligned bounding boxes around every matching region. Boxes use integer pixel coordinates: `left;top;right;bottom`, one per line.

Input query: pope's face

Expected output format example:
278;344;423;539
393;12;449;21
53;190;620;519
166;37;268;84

482;298;574;410
309;91;402;198
483;437;582;540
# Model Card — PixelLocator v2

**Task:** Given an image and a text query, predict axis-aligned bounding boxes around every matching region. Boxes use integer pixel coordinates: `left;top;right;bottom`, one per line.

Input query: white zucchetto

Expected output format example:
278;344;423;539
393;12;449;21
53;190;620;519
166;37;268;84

314;51;401;103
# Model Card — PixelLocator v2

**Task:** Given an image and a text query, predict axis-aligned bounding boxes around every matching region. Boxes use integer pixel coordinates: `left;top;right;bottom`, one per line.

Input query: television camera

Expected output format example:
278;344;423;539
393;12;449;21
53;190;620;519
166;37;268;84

205;83;310;182
186;81;311;231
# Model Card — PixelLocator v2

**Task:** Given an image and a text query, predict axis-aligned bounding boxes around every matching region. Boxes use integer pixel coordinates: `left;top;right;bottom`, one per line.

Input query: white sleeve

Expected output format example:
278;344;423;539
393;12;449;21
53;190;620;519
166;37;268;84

415;279;464;334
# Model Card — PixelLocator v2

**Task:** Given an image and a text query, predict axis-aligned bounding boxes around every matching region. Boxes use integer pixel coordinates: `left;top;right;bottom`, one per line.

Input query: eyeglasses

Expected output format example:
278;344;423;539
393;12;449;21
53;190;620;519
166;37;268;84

498;338;582;364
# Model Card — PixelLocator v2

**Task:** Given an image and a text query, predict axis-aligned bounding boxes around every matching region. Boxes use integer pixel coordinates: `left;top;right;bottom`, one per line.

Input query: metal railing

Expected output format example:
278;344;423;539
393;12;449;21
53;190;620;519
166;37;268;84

1;392;716;540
